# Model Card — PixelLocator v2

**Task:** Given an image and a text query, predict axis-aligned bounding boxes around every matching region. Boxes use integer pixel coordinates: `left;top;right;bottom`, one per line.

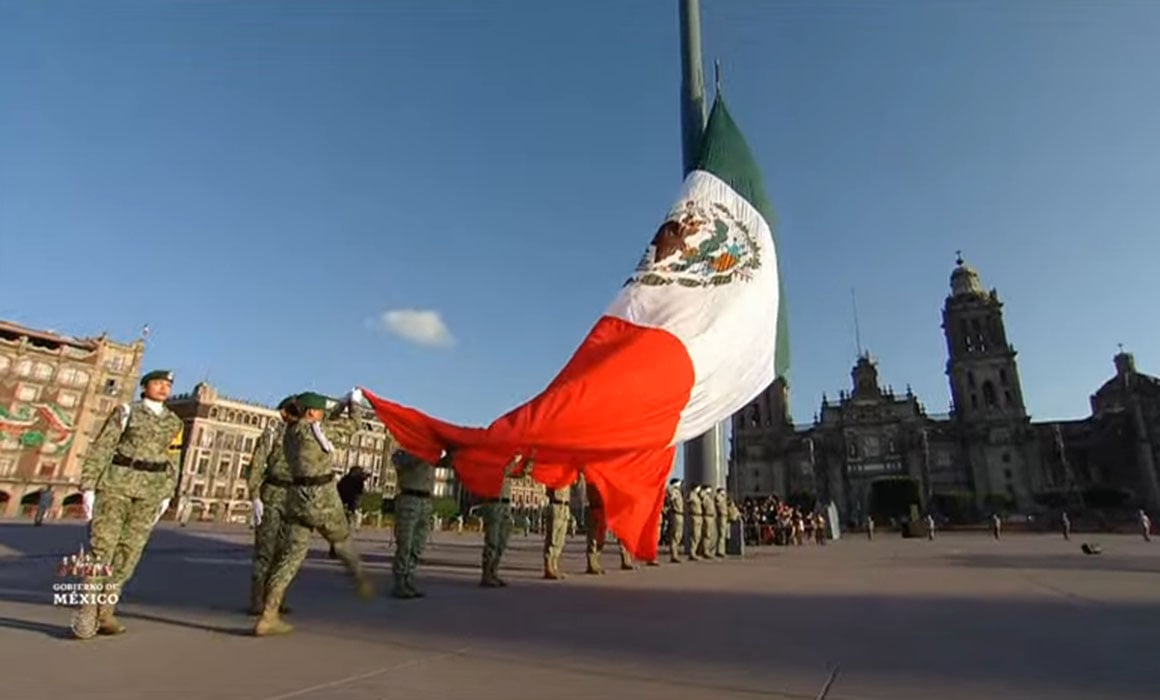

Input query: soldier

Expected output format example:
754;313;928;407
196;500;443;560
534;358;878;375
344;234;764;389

72;369;184;640
481;452;531;587
1139;509;1152;542
714;487;729;558
700;485;717;558
583;477;633;574
391;448;452;598
246;395;300;616
866;515;875;540
34;485;54;525
543;481;572;580
925;513;935;540
331;466;368;558
1061;512;1071;541
665;478;685;563
686;485;704;560
991;513;1002;540
253;391;373;636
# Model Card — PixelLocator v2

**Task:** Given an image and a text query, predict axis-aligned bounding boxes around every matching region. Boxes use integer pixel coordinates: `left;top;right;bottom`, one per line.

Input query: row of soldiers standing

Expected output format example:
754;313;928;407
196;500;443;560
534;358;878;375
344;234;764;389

663;478;740;562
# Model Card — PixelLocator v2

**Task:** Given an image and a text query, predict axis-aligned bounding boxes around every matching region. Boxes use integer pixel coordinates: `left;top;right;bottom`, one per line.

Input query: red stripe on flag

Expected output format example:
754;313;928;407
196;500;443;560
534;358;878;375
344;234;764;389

361;315;694;560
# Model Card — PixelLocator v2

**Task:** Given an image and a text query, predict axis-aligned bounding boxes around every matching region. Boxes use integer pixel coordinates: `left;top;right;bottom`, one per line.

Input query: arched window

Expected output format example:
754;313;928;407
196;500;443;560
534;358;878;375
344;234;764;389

982;381;998;408
967;371;976;388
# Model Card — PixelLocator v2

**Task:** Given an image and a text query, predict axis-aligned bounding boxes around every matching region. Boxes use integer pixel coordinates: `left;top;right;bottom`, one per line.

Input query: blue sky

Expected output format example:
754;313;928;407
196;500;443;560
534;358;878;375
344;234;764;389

3;1;1158;452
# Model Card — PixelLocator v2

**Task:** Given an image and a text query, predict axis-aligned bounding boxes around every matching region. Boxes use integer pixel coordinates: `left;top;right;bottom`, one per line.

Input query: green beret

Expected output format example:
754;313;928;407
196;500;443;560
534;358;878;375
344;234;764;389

140;370;174;386
297;392;329;410
276;395;298;411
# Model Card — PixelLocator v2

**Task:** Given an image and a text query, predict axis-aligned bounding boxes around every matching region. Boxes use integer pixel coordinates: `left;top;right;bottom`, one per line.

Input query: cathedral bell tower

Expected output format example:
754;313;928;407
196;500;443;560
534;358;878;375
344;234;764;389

941;253;1036;511
942;253;1027;420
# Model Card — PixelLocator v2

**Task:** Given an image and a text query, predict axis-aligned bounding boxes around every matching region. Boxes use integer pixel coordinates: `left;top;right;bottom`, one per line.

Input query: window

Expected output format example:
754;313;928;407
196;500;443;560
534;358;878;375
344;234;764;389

34;362;53;380
197;453;210;475
1002;452;1011;463
213;485;227;499
38;462;57;478
970;394;979;409
1004;390;1013;406
209;407;219;419
193;484;206;497
242;437;254;453
234;487;247;499
982;382;997;408
15;359;32;376
103;378;118;396
1004;469;1012;479
999;369;1009;386
967;371;976;388
0;458;14;476
218;456;232;475
16;384;39;402
57;391;78;408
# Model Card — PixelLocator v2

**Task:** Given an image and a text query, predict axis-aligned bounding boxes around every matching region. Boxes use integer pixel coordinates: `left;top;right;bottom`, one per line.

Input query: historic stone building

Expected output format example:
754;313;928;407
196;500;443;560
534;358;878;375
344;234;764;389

729;257;1160;524
0;319;145;517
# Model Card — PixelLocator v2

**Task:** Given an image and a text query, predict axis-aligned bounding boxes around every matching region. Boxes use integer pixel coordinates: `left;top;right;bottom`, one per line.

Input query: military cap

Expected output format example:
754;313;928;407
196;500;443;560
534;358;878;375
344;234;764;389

297;392;329;410
140;370;174;386
669;478;682;485
276;395;298;411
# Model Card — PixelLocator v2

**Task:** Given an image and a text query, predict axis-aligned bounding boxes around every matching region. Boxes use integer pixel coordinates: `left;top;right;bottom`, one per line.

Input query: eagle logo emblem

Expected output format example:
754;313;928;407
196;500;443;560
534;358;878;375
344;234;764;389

625;199;762;288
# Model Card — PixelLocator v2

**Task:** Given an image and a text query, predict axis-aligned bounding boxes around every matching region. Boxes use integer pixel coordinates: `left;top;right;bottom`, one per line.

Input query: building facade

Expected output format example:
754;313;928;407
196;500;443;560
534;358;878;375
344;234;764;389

0;320;145;517
730;257;1160;523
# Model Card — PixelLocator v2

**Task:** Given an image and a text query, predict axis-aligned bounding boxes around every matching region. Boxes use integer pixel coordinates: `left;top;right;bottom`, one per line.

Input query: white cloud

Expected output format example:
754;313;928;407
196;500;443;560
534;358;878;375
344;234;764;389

376;309;455;348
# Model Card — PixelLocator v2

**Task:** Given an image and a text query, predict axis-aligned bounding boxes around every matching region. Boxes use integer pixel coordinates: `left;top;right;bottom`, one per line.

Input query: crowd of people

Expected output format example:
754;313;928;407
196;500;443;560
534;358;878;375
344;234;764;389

739;495;829;546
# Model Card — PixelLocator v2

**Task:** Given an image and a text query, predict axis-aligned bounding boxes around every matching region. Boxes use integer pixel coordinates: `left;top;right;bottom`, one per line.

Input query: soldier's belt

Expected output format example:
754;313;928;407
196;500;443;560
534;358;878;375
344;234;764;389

111;454;169;472
485;498;512;504
263;477;294;488
400;488;431;498
292;474;335;487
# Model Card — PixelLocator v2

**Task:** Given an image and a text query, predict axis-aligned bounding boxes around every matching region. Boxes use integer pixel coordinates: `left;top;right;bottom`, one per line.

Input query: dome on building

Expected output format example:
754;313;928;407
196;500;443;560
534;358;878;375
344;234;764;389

950;252;986;298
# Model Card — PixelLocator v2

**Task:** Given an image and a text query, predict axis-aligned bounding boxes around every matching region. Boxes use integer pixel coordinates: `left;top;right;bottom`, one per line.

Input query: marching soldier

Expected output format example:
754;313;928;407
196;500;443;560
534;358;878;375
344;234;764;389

687;485;704;560
481;452;531;587
866;515;875;540
543;481;572;580
246;395;300;615
391;448;452;598
1139;509;1152;542
1061;512;1071;540
700;484;717;559
991;513;1002;541
254;391;373;636
714;487;729;558
72;369;184;640
665;478;684;562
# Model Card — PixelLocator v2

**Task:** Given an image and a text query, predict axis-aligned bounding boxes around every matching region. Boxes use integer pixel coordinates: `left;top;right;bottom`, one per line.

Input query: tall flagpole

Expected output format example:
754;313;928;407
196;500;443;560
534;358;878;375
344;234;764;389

678;0;726;490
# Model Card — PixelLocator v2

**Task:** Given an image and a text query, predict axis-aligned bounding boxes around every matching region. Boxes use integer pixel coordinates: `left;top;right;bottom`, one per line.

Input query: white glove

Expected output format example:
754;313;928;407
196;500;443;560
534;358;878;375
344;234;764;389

152;498;171;526
348;387;365;405
252;499;264;525
81;490;95;521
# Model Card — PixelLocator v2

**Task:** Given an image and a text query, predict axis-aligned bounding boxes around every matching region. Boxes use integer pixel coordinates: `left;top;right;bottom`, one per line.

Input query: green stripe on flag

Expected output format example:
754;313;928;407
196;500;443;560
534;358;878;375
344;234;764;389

694;96;791;378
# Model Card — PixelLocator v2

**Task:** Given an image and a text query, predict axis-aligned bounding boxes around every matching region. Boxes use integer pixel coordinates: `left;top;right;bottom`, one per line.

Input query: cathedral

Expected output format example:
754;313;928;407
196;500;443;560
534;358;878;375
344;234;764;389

728;256;1160;525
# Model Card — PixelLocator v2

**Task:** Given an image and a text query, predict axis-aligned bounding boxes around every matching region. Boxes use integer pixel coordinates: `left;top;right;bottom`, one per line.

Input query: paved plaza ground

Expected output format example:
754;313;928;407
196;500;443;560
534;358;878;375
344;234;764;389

0;521;1157;699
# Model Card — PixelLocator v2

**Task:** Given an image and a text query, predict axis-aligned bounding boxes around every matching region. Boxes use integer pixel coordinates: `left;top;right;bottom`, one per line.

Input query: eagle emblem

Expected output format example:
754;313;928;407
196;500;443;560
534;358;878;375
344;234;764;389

625;199;762;288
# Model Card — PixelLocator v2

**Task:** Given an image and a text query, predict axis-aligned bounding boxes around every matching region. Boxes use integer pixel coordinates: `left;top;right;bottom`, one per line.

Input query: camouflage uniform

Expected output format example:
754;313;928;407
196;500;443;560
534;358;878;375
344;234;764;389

585;480;607;574
391;450;449;598
542;484;571;580
481;454;529;587
700;487;717;558
72;379;183;639
247;406;295;615
687;487;703;560
714;488;729;557
665;480;685;562
255;393;372;636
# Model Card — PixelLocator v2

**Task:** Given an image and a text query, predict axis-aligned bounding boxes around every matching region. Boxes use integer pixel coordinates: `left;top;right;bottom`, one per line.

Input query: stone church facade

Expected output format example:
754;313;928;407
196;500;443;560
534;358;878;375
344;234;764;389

728;257;1160;525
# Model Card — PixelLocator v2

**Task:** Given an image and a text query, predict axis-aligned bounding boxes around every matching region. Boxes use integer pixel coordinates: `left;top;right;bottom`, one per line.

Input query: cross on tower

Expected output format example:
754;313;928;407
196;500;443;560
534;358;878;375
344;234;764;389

955;250;964;266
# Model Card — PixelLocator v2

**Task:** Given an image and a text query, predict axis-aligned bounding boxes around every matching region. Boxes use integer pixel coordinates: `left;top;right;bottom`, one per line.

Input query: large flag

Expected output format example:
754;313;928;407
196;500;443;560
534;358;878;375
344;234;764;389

362;94;784;560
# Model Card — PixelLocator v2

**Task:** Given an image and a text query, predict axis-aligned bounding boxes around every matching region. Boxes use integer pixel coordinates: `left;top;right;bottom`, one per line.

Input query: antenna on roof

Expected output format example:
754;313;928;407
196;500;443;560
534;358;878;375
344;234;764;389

851;287;863;358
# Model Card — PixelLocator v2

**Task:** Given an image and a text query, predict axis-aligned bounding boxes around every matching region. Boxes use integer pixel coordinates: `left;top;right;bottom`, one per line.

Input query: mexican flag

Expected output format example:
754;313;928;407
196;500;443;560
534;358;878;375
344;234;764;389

362;94;786;560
